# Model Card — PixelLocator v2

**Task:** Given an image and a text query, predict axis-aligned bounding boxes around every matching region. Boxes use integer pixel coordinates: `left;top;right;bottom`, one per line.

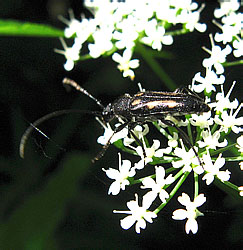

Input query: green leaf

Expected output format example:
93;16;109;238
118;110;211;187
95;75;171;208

0;152;90;250
113;140;136;155
0;19;64;37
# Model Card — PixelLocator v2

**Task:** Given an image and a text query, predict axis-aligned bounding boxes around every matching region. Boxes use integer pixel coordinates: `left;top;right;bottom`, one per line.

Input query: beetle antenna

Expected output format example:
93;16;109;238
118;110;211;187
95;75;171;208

63;78;105;109
20;109;101;158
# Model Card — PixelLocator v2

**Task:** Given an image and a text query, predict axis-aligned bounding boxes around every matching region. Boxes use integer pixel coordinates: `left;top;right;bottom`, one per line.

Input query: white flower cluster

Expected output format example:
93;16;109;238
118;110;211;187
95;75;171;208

56;0;206;79
95;1;243;234
213;0;242;58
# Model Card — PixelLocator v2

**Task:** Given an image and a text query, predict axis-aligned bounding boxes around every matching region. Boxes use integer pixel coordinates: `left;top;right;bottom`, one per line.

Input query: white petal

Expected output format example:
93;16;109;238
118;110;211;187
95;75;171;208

215;155;225;169
155;166;165;180
123;49;132;60
178;193;191;206
142;177;156;189
194;194;206;207
112;52;122;63
135;219;146;233
143;191;158;204
159;189;169;203
217;170;231;182
185;218;198;234
105;168;120;179
202;173;214;185
127;200;139;211
108;181;121;195
129;59;140;69
162;35;173;45
172;209;188;220
142;192;154;209
120;215;136;230
143;211;157;223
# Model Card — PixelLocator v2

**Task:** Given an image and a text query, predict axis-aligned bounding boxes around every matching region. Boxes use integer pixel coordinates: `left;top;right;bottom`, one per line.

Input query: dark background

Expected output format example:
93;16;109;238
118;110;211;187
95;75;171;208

0;0;242;249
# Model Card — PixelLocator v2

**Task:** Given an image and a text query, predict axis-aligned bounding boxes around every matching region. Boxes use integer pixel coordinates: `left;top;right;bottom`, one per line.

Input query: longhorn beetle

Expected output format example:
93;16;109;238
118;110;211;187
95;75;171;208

20;78;210;164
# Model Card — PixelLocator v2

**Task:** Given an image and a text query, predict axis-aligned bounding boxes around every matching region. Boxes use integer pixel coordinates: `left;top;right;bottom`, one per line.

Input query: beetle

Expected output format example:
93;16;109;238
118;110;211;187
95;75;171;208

19;78;210;162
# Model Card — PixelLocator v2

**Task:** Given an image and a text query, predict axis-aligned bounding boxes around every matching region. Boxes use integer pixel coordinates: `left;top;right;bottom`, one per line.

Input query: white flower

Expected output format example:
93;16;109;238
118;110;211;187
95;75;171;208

88;27;114;58
233;38;243;58
103;153;136;195
172;140;203;174
60;9;96;42
58;9;82;38
202;43;232;74
172;0;204;28
170;0;198;11
214;103;243;134
113;194;157;233
191;68;225;93
113;15;140;49
85;0;121;23
202;153;230;185
141;166;175;203
211;81;239;112
197;129;228;150
123;124;149;146
221;12;242;30
96;119;128;145
214;0;240;18
155;2;178;24
141;19;173;51
54;38;80;71
113;29;137;50
214;24;237;44
172;193;206;234
184;8;207;32
132;139;168;170
112;49;139;80
240;162;243;171
164;115;189;127
236;135;243;153
189;111;214;129
168;132;179;148
213;14;242;45
239;186;243;197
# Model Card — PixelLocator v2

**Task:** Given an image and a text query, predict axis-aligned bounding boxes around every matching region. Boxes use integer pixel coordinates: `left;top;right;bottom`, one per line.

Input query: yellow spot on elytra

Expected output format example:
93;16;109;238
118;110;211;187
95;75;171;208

131;99;141;106
146;100;178;109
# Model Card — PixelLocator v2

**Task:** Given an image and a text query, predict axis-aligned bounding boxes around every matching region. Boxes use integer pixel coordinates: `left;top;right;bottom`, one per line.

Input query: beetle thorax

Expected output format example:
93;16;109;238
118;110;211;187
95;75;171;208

112;94;132;120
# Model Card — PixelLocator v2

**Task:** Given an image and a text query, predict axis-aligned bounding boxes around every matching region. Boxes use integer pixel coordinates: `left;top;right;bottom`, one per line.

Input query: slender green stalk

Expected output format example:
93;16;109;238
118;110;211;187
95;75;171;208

136;43;177;90
194;172;199;198
154;170;189;214
222;60;243;67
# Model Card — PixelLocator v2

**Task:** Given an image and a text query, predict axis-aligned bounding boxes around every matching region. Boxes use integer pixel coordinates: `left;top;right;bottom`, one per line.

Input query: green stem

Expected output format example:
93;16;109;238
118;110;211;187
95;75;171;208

152;121;170;138
186;119;193;145
211;123;219;134
136;43;177;90
166;28;189;36
218;180;239;192
223;156;243;161
195;126;202;142
131;174;156;185
194;172;199;198
153;170;189;214
210;143;236;157
222;60;243;67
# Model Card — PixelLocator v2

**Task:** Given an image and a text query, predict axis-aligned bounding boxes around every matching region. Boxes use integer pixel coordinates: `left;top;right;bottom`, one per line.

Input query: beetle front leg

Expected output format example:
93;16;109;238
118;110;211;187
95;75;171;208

92;121;129;163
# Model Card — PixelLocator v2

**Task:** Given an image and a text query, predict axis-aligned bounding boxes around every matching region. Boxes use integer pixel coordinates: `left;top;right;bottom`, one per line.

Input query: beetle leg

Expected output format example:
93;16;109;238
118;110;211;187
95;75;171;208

92;121;129;163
